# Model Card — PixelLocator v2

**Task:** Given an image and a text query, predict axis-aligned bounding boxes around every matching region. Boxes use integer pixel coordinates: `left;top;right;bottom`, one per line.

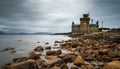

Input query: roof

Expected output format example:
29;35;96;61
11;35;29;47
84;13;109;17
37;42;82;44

89;24;97;27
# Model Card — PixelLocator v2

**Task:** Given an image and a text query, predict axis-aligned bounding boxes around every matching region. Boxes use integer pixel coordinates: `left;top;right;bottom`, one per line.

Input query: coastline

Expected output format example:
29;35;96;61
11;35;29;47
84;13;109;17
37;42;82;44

0;32;120;69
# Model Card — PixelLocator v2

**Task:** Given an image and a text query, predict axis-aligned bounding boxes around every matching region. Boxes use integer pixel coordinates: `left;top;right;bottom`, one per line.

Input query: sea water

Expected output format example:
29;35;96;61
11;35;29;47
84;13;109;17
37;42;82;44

0;35;71;66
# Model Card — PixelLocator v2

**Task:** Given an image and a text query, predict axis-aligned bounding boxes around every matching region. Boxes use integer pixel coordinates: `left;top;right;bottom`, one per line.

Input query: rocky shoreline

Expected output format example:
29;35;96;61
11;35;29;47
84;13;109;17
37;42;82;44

1;32;120;69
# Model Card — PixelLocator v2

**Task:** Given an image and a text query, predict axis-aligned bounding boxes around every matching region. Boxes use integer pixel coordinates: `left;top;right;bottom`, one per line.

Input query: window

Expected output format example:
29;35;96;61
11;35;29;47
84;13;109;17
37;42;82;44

74;27;78;32
83;27;87;31
84;23;86;25
92;27;96;31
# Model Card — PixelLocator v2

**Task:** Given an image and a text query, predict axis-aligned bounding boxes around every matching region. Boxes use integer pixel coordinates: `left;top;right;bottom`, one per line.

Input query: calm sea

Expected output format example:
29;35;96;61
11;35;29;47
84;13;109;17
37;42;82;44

0;35;71;66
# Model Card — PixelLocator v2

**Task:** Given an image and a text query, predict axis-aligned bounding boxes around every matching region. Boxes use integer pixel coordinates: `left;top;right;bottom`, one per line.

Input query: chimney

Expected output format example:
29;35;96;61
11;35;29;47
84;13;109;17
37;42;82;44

96;21;99;26
72;21;74;26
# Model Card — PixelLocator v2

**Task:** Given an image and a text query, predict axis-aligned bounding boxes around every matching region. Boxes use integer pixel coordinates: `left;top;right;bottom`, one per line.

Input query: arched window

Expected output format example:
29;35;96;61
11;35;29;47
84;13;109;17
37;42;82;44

84;23;86;25
83;27;87;31
92;27;96;31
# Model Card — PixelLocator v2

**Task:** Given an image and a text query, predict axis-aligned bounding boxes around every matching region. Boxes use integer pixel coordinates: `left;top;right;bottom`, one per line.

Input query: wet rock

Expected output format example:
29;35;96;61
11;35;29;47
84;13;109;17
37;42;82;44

116;44;120;50
37;41;40;43
45;42;49;44
46;50;62;56
103;61;120;69
18;40;21;42
70;66;79;69
45;56;58;60
75;46;81;51
9;47;15;50
62;55;75;63
55;40;64;43
42;57;61;68
53;46;60;49
98;49;108;56
54;43;58;46
84;55;94;61
80;53;89;59
40;65;48;69
58;54;66;58
28;52;41;60
101;56;112;62
73;56;84;66
13;57;28;63
107;50;117;58
71;42;80;48
46;50;55;56
0;47;15;52
1;63;11;69
45;46;51;50
102;49;109;54
11;50;16;53
112;37;120;43
50;67;60;69
55;50;62;55
83;39;91;45
54;60;65;67
59;63;68;69
81;64;94;69
10;59;38;69
34;46;44;51
60;43;66;47
116;51;120;57
69;48;76;52
35;59;43;66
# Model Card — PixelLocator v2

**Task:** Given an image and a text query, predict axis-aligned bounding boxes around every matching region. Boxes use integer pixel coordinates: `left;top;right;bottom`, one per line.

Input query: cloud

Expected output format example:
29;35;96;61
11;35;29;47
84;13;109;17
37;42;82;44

0;0;120;33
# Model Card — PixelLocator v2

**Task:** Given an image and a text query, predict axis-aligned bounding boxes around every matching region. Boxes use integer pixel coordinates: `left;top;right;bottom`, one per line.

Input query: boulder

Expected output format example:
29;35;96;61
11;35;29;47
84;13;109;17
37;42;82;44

50;67;60;69
59;63;68;69
1;63;11;69
73;56;84;66
45;42;49;44
55;50;62;55
45;46;51;50
9;47;15;50
28;52;41;60
53;46;60;49
46;51;55;56
70;66;79;69
35;59;43;65
13;57;28;63
43;56;61;67
46;50;62;56
71;42;80;48
81;64;94;69
10;59;38;69
84;55;94;61
54;43;58;46
103;61;120;69
0;47;15;52
101;56;112;62
63;54;76;63
55;40;64;43
11;50;16;53
37;41;40;43
42;57;61;68
69;48;76;51
34;46;44;51
107;50;118;58
45;56;58;60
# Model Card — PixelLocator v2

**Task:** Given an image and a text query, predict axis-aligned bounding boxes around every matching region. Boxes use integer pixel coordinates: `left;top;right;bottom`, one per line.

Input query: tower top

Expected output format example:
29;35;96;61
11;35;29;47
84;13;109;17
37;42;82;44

72;21;74;25
83;14;89;18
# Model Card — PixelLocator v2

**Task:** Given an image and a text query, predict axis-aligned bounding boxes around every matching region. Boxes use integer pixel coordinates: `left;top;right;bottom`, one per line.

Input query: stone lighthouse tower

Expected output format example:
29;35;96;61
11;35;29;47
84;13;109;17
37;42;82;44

79;14;90;33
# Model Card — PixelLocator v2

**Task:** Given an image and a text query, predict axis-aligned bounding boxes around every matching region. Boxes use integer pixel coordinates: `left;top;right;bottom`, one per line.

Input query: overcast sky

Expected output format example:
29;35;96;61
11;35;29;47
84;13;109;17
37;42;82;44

0;0;120;33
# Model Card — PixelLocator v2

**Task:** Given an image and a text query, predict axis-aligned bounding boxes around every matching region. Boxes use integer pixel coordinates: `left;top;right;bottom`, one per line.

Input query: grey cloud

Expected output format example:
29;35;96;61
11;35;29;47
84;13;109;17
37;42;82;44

0;0;120;33
92;0;120;16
